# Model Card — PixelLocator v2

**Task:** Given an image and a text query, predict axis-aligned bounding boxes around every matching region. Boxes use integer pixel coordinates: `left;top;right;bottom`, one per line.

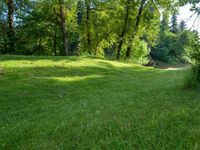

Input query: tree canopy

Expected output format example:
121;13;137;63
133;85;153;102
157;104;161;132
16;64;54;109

0;0;199;64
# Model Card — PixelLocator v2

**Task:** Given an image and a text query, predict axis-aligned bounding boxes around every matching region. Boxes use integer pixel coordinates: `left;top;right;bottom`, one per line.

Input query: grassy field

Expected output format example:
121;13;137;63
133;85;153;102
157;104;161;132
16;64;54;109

0;55;200;149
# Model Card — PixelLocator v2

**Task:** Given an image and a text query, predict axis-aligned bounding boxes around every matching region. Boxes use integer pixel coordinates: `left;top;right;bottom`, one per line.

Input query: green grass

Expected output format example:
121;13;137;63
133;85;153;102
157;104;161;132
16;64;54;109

0;55;200;150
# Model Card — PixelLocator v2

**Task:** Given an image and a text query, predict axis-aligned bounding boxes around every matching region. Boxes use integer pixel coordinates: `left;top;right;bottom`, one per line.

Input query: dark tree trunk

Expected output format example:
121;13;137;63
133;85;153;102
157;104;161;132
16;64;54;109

85;0;92;54
1;23;7;52
7;0;15;53
77;0;84;25
125;0;146;59
116;0;130;60
37;38;42;52
59;0;68;56
53;30;57;56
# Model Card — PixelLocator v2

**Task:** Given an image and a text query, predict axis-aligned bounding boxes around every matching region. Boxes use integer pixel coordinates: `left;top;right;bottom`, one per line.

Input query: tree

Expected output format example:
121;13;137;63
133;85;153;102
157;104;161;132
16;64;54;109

0;0;180;63
0;1;8;53
170;12;178;33
77;0;84;25
125;0;174;60
7;0;15;52
180;0;200;88
179;20;187;31
58;0;68;56
85;0;92;54
160;12;169;33
125;0;146;60
116;0;130;60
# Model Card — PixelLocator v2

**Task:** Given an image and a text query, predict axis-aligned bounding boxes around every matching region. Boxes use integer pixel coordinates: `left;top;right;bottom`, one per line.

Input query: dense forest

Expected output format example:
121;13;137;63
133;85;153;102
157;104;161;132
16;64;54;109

0;0;199;63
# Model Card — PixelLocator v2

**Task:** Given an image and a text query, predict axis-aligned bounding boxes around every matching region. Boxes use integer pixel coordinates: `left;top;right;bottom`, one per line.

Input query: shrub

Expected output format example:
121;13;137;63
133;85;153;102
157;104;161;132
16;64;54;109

184;65;200;88
131;40;149;64
185;35;200;88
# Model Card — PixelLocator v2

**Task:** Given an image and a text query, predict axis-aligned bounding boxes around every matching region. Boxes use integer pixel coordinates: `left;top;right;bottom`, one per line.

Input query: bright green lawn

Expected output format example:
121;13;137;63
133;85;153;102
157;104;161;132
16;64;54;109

0;55;200;149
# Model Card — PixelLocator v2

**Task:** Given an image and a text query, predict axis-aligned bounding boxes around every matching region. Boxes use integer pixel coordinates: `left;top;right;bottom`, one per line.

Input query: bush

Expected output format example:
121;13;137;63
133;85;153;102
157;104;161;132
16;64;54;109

151;31;178;62
184;31;200;89
190;46;200;65
184;65;200;88
180;55;192;64
131;40;149;64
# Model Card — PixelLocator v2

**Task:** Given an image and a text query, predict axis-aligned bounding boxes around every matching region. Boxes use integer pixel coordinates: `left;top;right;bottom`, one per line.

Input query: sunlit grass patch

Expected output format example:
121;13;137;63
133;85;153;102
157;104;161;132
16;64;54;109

0;55;199;149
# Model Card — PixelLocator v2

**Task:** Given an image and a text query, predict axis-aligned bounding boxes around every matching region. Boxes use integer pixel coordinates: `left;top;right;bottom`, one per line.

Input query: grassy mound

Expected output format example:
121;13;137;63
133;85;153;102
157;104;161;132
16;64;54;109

0;55;200;149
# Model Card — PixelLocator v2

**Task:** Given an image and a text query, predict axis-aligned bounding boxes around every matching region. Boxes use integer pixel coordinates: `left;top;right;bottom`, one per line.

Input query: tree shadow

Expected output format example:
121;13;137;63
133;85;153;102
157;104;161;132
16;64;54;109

0;55;83;62
0;60;194;102
1;59;200;149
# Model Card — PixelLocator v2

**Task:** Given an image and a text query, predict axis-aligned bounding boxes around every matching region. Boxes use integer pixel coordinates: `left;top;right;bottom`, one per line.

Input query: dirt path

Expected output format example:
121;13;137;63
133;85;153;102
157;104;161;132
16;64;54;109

155;64;191;70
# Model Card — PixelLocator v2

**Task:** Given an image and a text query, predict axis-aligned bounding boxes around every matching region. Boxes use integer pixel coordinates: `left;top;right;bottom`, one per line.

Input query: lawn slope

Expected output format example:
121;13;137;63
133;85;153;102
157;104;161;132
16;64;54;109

0;55;200;149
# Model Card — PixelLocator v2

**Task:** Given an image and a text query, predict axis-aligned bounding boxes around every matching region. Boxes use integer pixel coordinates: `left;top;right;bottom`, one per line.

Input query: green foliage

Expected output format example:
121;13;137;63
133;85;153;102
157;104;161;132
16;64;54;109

179;0;200;89
170;12;178;33
179;20;187;31
151;31;178;62
186;31;200;64
131;39;149;64
152;14;199;63
160;12;170;32
1;0;199;66
184;65;200;88
0;0;174;62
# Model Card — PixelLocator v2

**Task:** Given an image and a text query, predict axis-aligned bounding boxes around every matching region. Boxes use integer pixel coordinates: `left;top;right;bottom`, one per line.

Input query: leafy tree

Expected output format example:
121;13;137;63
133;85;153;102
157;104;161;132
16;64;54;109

179;20;187;31
116;0;131;60
0;1;8;53
58;0;69;56
170;12;178;33
1;0;193;65
6;0;15;52
160;12;170;33
151;31;177;62
151;17;198;63
186;31;200;64
125;0;174;60
179;0;200;87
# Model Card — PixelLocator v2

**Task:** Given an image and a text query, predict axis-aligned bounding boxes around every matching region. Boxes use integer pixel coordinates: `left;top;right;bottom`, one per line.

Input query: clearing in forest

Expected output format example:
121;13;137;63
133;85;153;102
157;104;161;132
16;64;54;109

0;55;200;149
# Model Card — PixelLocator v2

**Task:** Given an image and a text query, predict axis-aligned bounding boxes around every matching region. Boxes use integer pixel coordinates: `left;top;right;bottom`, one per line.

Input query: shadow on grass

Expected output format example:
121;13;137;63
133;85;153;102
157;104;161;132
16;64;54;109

1;59;200;149
2;61;177;79
0;60;194;103
0;55;83;62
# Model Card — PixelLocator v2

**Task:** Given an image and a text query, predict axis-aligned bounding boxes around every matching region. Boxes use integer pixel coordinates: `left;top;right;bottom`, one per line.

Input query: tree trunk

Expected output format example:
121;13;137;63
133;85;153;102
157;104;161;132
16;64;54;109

7;0;15;53
59;0;68;56
53;30;57;56
1;23;7;52
125;0;146;59
85;0;92;54
116;0;130;60
37;38;42;52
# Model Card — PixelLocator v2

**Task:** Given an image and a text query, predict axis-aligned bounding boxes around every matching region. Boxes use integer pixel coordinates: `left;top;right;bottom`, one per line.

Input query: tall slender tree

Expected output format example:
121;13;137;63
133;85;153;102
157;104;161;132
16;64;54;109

116;0;130;60
85;0;92;54
125;0;146;59
160;13;170;33
170;12;178;33
7;0;15;52
179;20;187;31
58;0;68;55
